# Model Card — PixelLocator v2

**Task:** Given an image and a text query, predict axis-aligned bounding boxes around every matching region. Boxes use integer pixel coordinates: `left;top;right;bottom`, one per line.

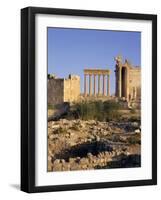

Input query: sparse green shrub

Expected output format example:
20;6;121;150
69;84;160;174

48;103;64;110
73;100;122;121
48;104;55;110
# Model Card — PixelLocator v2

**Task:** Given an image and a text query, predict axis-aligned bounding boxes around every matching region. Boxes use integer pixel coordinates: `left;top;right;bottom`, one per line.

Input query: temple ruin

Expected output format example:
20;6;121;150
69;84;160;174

84;69;110;96
115;56;141;101
48;55;141;105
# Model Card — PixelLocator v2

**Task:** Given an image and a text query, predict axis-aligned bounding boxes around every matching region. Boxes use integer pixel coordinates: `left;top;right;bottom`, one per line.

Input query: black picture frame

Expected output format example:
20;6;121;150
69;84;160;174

21;6;157;193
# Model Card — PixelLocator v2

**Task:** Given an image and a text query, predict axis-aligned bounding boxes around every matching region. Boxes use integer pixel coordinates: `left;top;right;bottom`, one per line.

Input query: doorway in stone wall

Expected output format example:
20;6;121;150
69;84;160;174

121;67;127;98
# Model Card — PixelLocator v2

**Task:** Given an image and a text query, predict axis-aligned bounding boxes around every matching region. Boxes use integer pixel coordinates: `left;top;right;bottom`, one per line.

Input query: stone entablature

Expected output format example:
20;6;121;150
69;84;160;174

84;69;110;75
84;69;111;97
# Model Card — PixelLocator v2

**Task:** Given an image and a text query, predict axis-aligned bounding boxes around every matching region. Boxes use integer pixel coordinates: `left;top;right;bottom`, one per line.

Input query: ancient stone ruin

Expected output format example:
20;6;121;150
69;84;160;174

48;55;141;105
115;55;141;101
48;74;80;104
47;56;141;171
84;69;110;96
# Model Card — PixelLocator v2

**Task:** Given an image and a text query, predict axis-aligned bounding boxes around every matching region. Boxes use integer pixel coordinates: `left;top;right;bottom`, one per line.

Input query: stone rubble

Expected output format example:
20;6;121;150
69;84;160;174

48;119;141;171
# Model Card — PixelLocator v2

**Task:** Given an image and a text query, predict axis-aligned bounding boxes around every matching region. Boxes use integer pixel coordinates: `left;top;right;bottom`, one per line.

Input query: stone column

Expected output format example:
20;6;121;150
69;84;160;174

94;75;96;96
98;74;101;95
107;74;110;96
89;74;92;96
103;75;106;96
84;74;87;96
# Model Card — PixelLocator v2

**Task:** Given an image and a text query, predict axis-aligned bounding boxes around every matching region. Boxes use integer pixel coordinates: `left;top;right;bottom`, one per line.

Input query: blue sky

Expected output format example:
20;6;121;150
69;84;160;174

48;28;141;94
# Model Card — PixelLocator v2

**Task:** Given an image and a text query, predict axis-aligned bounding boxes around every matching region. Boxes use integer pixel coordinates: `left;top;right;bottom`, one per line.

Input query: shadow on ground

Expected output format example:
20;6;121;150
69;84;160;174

54;141;113;161
53;141;141;169
95;154;141;169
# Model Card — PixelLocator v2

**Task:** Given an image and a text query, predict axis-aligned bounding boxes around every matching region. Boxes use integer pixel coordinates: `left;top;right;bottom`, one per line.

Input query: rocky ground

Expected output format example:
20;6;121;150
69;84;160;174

48;119;141;172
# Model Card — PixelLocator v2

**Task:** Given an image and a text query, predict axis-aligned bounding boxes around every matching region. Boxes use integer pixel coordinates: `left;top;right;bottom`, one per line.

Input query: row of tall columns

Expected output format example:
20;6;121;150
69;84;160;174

84;74;110;96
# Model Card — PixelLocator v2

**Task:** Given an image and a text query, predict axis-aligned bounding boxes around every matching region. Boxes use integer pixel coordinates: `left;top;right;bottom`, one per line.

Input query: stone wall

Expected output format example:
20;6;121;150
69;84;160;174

64;75;80;102
48;78;64;105
128;68;141;100
48;74;80;105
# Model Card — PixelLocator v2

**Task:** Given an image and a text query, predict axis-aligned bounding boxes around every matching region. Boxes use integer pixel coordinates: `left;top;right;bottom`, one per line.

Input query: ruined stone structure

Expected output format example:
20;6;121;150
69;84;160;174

48;56;140;105
84;69;110;96
48;74;80;105
64;75;80;102
115;56;141;101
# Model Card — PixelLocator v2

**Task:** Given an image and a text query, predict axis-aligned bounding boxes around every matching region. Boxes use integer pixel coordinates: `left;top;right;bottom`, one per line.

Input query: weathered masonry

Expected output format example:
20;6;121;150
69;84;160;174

48;74;80;105
115;56;141;101
48;56;140;105
84;69;110;96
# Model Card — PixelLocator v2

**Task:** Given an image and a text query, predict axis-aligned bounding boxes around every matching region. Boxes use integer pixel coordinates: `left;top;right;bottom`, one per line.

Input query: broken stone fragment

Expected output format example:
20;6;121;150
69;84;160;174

60;159;65;164
69;158;75;163
53;159;60;165
134;129;140;134
96;136;100;142
53;163;62;171
49;134;58;140
87;152;93;158
69;132;75;137
48;156;52;162
79;158;88;165
52;125;61;131
131;122;139;128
